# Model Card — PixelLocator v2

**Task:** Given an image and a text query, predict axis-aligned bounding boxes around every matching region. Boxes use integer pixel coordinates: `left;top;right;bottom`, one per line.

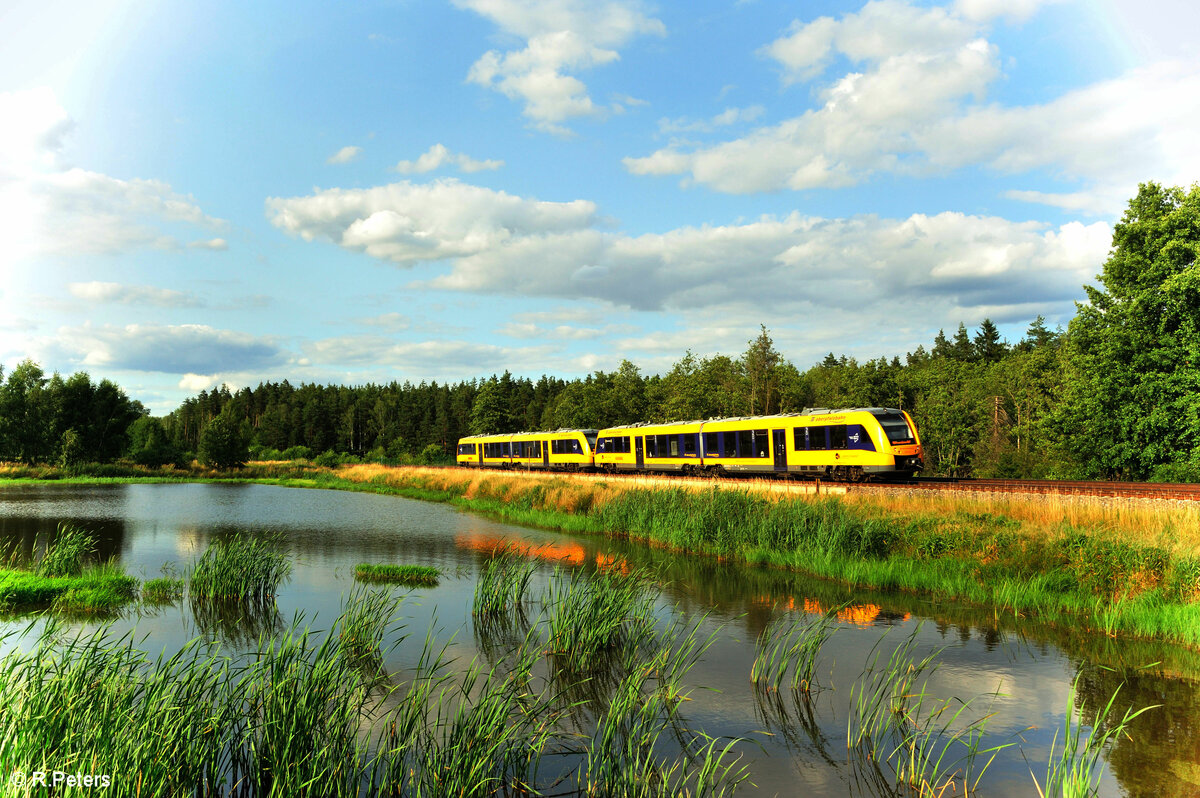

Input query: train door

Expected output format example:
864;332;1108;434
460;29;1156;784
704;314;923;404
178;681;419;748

543;440;550;467
477;445;483;465
773;429;787;472
635;436;644;469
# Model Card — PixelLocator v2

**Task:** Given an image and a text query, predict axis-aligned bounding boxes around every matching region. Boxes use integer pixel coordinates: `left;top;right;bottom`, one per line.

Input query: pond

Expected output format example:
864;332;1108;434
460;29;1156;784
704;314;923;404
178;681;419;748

1;482;1198;797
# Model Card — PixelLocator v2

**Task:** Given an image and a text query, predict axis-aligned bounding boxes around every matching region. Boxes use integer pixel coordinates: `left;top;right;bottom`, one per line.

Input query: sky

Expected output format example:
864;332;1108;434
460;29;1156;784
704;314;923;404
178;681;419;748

1;0;1198;414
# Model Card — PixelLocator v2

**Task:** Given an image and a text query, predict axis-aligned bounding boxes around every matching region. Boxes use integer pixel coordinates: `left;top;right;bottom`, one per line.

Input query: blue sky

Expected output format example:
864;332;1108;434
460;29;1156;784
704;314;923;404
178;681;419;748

2;0;1197;413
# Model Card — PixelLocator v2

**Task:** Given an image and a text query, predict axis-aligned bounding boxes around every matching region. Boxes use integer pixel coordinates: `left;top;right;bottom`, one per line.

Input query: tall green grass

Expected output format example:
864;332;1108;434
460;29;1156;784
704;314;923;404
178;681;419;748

751;607;839;692
544;566;657;671
472;546;536;617
0;583;751;798
0;525;137;614
1034;675;1158;798
354;562;440;586
189;533;292;600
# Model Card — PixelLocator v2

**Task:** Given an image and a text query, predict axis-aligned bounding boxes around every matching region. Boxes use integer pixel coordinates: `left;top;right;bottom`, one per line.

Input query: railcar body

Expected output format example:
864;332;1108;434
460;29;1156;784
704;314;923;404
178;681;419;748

456;429;597;471
595;408;922;481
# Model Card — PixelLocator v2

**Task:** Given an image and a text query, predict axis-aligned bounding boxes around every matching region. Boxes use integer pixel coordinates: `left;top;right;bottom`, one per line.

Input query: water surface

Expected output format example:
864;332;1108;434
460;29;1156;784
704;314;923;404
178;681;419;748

1;482;1197;797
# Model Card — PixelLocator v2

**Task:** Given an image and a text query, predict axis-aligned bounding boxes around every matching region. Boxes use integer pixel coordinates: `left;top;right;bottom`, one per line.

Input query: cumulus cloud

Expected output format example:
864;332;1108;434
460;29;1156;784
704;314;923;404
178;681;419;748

497;322;631;340
657;106;766;134
68;281;204;308
304;335;553;376
625;0;1200;214
188;237;228;250
327;145;362;165
48;323;285;375
265;179;596;266
393;144;504;174
453;0;665;132
424;210;1110;324
0;88;226;264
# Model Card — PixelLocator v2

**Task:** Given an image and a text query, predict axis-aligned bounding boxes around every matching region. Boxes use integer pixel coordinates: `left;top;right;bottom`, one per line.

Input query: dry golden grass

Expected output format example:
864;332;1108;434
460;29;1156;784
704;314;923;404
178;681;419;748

847;487;1200;556
333;464;1200;555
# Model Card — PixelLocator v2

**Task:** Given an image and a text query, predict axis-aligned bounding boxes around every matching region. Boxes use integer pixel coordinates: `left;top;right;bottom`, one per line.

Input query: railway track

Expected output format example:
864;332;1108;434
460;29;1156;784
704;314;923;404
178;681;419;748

868;477;1200;501
436;464;1200;502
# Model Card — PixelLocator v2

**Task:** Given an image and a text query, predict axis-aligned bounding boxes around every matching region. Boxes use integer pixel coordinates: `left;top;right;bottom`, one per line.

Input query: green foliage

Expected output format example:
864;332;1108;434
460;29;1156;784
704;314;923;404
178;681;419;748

354;563;440;585
35;523;96;577
1057;182;1200;479
189;533;292;600
198;412;249;470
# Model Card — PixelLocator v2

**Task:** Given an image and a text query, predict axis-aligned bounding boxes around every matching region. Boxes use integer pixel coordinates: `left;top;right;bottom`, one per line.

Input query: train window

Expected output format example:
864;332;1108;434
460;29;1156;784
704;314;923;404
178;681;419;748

810;427;829;450
501;442;510;457
737;430;754;458
847;425;875;450
793;429;805;451
668;437;678;457
572;440;581;453
704;432;718;455
722;432;736;457
596;437;608;453
621;436;631;453
646;436;657;457
877;414;915;445
830;425;847;450
683;435;696;455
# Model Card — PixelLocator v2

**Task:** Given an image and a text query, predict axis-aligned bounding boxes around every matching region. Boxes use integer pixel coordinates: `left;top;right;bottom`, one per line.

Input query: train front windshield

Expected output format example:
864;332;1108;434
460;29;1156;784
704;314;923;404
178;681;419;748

877;414;915;445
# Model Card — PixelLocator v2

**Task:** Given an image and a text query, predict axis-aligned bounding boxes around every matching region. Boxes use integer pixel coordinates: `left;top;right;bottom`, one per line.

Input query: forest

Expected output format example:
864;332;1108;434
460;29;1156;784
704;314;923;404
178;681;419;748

1;182;1196;481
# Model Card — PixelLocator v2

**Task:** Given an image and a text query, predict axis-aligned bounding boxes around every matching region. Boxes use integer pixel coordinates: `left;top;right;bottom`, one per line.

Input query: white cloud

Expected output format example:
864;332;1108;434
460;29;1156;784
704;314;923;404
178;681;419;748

497;322;630;340
303;335;554;376
0;89;226;265
45;323;285;375
454;0;665;132
265;179;596;266
953;0;1062;24
419;208;1111;328
188;237;228;250
68;281;204;308
179;373;220;391
393;144;504;174
358;312;411;331
657;106;766;134
327;145;363;165
626;0;1200;214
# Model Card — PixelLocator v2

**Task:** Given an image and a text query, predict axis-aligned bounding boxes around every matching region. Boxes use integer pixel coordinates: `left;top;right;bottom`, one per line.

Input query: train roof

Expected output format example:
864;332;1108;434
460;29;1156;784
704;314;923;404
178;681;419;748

596;408;907;432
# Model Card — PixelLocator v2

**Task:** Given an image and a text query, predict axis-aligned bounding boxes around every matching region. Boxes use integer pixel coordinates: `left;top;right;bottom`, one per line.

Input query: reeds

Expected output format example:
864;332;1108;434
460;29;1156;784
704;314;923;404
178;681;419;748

750;607;839;692
189;533;292;600
0;525;137;614
472;546;536;617
1033;674;1158;798
142;576;185;604
354;562;440;586
544;565;656;671
34;523;96;577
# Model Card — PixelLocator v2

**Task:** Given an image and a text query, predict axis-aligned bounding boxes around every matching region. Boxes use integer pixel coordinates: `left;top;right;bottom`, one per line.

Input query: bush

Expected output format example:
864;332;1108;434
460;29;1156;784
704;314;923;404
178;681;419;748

281;445;313;461
419;443;444;465
198;415;249;470
314;449;340;468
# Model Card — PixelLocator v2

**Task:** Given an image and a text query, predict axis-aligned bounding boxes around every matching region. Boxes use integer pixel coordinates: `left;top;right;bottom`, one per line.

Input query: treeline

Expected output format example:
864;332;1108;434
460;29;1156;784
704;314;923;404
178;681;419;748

0;362;143;466
2;183;1196;481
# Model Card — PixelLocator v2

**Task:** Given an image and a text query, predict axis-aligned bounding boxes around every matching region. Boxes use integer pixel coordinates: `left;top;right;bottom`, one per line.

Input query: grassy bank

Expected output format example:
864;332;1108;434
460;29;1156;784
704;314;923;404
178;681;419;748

7;462;1200;647
323;465;1200;648
0;525;138;614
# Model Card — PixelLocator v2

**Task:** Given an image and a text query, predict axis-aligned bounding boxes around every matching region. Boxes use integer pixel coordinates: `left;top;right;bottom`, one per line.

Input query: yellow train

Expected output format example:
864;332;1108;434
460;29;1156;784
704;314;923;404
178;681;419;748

457;408;923;481
456;429;598;471
593;408;922;481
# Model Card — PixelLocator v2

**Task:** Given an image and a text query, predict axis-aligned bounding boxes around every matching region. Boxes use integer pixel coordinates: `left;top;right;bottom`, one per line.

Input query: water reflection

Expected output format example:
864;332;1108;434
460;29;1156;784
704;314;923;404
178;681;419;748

0;482;1197;797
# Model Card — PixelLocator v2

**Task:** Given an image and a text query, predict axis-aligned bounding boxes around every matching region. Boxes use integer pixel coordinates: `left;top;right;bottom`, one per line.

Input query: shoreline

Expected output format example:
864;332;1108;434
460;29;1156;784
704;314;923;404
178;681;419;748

5;462;1200;650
